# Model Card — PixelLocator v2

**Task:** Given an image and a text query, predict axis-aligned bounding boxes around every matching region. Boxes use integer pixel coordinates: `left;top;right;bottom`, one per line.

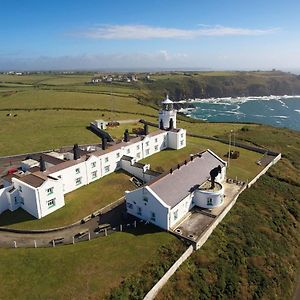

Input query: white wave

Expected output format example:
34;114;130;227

272;115;289;119
179;94;300;105
294;109;300;113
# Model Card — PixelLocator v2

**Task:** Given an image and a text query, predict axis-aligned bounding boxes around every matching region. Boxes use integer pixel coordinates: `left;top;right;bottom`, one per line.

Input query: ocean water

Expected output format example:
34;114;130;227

184;96;300;131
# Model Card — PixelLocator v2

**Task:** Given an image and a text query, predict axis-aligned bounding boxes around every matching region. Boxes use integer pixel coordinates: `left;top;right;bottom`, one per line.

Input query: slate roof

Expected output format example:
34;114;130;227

17;174;46;188
149;150;226;208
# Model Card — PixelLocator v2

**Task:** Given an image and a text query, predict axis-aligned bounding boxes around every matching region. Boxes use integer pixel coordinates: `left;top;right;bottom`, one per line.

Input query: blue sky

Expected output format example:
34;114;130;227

1;0;300;70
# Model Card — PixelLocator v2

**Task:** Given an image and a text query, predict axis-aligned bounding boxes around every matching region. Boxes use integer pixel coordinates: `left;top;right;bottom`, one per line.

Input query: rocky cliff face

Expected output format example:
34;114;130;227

143;71;300;104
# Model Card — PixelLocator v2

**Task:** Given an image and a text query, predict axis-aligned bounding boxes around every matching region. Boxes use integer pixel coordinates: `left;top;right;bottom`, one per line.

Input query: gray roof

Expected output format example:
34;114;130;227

149;150;225;208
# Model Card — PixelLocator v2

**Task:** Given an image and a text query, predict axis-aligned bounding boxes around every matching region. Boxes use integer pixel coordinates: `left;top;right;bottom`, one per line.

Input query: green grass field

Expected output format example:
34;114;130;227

142;136;263;181
0;227;180;300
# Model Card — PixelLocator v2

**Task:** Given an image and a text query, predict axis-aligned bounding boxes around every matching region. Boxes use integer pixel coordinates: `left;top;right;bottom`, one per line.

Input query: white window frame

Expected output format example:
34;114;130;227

91;170;97;179
91;162;96;168
75;168;80;174
104;165;110;173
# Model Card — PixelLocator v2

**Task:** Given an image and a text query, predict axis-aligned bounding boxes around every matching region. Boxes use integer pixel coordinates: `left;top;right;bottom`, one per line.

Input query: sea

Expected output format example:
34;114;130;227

177;95;300;132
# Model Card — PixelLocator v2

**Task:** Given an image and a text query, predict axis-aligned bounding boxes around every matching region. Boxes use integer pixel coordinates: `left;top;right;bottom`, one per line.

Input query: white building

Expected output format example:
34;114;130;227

158;95;177;130
125;150;227;231
0;96;187;219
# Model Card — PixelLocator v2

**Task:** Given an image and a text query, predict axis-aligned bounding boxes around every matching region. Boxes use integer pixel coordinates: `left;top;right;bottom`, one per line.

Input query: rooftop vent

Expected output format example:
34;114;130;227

144;123;149;135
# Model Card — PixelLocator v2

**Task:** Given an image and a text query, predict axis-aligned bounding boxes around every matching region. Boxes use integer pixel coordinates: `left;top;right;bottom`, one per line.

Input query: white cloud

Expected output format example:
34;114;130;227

73;24;279;40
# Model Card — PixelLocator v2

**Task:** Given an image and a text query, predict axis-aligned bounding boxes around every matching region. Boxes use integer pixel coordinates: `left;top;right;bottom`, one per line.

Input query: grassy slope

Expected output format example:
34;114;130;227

0;73;299;299
155;126;300;300
0;227;181;300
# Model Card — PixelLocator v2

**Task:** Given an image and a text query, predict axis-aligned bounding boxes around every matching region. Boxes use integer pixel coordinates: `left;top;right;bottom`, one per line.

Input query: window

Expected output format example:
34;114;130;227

151;212;156;222
104;165;110;173
75;177;82;186
127;148;130;154
127;203;133;209
20;197;24;205
47;198;56;208
136;145;140;150
91;162;96;168
145;141;149;147
145;149;150;155
105;157;109;163
173;210;178;221
137;152;141;159
14;196;18;204
18;186;22;192
116;152;120;158
181;133;184;138
163;142;167;148
46;187;54;195
154;145;158;151
75;168;80;174
180;140;184;146
155;138;158;143
143;196;148;202
91;170;97;179
137;206;142;216
207;198;213;206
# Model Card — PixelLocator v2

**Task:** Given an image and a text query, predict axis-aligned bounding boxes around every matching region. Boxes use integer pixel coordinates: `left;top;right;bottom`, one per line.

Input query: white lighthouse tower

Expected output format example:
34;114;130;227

158;95;177;130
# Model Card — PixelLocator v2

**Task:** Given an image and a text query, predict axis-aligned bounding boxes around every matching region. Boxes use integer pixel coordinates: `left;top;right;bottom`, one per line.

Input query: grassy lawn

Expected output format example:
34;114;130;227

0;171;135;230
0;111;156;156
0;89;153;112
142;136;263;181
0;226;180;300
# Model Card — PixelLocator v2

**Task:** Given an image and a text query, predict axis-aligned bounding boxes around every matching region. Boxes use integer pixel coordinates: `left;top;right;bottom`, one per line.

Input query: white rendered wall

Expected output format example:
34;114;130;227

125;187;170;230
123;141;143;161
51;161;87;194
0;186;10;214
85;155;101;184
120;159;150;181
37;179;65;218
12;178;41;218
169;194;194;229
167;129;186;150
6;188;21;211
193;186;224;209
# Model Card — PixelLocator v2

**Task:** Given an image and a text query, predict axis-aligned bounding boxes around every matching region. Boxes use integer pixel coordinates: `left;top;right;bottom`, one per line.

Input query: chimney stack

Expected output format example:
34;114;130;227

73;144;80;160
177;164;180;169
101;137;107;150
144;123;149;135
170;168;173;174
124;129;129;142
39;156;46;172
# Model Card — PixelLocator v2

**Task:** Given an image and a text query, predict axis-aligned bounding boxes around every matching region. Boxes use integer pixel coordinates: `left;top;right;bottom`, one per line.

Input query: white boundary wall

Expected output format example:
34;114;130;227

144;245;194;300
247;153;281;188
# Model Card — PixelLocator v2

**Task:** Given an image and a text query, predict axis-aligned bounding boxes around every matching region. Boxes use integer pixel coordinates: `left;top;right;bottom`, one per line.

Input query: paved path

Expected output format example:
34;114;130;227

0;203;136;248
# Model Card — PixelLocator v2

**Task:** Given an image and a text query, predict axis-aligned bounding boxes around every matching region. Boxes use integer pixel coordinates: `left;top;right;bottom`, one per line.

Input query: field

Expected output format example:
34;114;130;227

0;72;299;299
0;226;182;300
142;136;263;181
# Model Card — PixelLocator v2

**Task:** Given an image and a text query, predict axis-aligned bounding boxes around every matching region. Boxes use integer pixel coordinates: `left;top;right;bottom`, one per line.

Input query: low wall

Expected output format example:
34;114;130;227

144;245;194;300
195;185;247;250
0;197;125;234
247;153;281;188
